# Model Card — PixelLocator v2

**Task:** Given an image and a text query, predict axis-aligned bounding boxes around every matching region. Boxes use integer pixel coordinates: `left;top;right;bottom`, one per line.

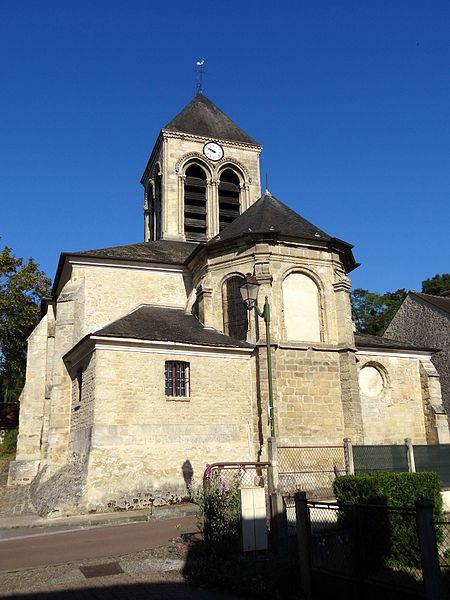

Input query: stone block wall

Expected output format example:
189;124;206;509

356;354;427;444
77;264;190;341
80;347;256;512
274;347;346;445
385;294;450;417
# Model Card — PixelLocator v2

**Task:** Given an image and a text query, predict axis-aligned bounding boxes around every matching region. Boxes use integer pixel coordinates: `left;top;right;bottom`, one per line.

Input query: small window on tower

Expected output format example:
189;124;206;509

165;361;190;398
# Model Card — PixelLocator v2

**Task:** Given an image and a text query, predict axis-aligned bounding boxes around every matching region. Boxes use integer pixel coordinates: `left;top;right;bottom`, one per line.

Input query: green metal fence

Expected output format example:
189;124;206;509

414;445;450;488
353;444;409;474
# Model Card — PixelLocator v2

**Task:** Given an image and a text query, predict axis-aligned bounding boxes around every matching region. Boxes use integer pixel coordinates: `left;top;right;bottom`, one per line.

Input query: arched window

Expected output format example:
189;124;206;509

222;276;248;341
154;171;162;240
184;164;207;241
283;273;322;342
146;181;154;240
218;169;240;231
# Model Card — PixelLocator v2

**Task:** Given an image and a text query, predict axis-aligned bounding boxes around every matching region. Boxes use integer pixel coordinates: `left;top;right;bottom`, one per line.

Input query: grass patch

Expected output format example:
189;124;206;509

0;429;17;472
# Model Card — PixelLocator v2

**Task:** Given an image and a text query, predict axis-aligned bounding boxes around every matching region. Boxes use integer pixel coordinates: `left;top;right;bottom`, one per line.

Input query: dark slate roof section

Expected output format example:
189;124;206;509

94;305;253;349
72;240;199;265
208;192;358;272
52;240;199;297
163;94;259;146
210;193;332;243
411;292;450;315
355;333;438;353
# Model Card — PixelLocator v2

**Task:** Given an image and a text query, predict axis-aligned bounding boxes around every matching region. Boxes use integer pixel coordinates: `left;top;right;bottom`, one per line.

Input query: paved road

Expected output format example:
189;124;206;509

0;516;197;572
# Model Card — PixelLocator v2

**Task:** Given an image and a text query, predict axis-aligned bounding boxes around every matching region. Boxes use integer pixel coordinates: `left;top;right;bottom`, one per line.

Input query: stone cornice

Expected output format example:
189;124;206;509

162;129;262;152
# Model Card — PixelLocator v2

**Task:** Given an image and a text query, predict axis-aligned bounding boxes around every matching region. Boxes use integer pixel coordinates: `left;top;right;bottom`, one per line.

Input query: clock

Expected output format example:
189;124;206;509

203;141;224;162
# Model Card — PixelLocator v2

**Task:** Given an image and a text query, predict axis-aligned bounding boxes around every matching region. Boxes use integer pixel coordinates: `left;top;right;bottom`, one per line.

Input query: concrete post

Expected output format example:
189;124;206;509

267;436;279;494
415;500;443;600
295;491;312;600
405;437;416;473
343;437;355;475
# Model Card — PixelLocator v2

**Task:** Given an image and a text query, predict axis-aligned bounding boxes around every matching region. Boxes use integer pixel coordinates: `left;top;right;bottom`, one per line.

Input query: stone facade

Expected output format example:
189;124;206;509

8;94;449;515
385;293;450;420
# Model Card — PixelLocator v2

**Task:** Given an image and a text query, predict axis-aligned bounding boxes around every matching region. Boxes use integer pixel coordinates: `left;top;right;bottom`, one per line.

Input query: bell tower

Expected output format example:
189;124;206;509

141;94;262;242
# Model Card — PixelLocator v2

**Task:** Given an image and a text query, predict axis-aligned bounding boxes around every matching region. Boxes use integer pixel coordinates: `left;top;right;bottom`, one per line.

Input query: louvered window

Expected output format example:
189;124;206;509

184;165;207;241
165;361;190;397
222;276;248;341
154;173;162;240
219;169;240;231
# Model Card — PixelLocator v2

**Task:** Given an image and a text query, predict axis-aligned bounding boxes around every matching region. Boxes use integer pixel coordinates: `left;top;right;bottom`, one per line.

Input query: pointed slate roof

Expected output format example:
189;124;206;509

163;94;259;145
208;192;358;272
211;192;331;243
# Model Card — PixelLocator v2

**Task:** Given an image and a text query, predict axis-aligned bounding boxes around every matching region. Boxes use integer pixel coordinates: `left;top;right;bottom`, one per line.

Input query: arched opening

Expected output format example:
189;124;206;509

184;164;207;241
154;171;162;240
146;181;154;241
283;273;322;342
218;169;240;231
222;276;248;341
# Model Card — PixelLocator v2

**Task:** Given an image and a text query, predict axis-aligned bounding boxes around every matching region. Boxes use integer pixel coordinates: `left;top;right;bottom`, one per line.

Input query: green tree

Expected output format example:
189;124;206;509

0;247;51;396
351;288;407;336
421;273;450;296
351;272;450;335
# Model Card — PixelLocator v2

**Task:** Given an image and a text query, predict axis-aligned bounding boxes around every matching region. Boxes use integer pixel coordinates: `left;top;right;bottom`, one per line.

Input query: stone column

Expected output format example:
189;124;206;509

177;174;186;240
196;284;214;329
207;178;219;239
241;183;250;212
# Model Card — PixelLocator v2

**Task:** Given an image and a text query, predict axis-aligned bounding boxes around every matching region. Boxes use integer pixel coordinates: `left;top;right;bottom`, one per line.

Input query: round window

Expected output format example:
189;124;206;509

358;365;384;397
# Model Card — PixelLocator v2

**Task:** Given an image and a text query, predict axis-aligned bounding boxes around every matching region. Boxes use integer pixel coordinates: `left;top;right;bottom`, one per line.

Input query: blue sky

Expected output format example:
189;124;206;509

1;0;449;293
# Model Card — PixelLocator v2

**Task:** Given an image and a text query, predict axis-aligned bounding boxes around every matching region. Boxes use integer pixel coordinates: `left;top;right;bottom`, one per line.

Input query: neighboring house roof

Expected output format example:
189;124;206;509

355;333;438;353
94;305;253;349
163;94;259;146
208;192;358;272
410;292;450;315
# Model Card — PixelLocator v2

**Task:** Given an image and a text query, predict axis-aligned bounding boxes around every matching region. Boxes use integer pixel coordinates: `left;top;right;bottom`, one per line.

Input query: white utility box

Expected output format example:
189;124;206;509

240;487;268;552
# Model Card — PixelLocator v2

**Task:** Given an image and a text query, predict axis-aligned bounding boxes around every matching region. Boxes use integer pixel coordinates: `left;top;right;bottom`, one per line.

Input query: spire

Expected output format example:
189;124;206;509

163;94;259;145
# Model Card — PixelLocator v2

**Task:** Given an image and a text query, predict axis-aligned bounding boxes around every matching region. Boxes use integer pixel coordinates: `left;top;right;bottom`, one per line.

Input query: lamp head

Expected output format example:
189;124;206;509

239;273;260;308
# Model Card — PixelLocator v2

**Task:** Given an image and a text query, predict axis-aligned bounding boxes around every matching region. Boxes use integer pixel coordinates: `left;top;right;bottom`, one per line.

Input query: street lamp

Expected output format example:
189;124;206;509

239;273;275;437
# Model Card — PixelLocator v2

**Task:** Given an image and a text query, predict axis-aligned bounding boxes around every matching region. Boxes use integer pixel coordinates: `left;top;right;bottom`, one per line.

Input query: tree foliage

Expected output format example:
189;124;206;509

0;246;51;392
351;273;450;335
351;288;407;336
422;273;450;296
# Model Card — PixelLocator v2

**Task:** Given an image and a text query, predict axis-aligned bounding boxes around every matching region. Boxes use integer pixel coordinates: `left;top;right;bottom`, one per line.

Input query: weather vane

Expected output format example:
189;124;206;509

195;60;205;95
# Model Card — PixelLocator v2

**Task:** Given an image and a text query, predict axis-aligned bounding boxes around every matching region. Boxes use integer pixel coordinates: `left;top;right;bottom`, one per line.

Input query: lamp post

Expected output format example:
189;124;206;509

239;273;275;437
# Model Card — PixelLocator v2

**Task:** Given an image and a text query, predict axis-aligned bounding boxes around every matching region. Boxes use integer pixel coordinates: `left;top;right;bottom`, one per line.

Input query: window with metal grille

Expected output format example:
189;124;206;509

165;361;190;397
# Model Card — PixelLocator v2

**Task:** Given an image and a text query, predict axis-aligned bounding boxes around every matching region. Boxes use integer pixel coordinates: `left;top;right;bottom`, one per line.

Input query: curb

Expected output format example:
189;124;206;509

0;504;198;531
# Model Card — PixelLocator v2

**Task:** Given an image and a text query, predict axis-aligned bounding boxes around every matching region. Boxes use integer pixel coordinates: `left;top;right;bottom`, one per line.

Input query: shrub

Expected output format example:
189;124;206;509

1;429;18;455
332;471;443;568
189;469;241;558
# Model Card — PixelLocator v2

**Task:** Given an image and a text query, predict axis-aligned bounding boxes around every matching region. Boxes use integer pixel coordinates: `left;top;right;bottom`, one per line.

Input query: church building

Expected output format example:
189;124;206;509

8;94;449;515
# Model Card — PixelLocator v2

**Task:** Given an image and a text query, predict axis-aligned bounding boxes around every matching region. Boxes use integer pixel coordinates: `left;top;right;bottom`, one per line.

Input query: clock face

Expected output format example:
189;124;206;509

203;142;224;162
